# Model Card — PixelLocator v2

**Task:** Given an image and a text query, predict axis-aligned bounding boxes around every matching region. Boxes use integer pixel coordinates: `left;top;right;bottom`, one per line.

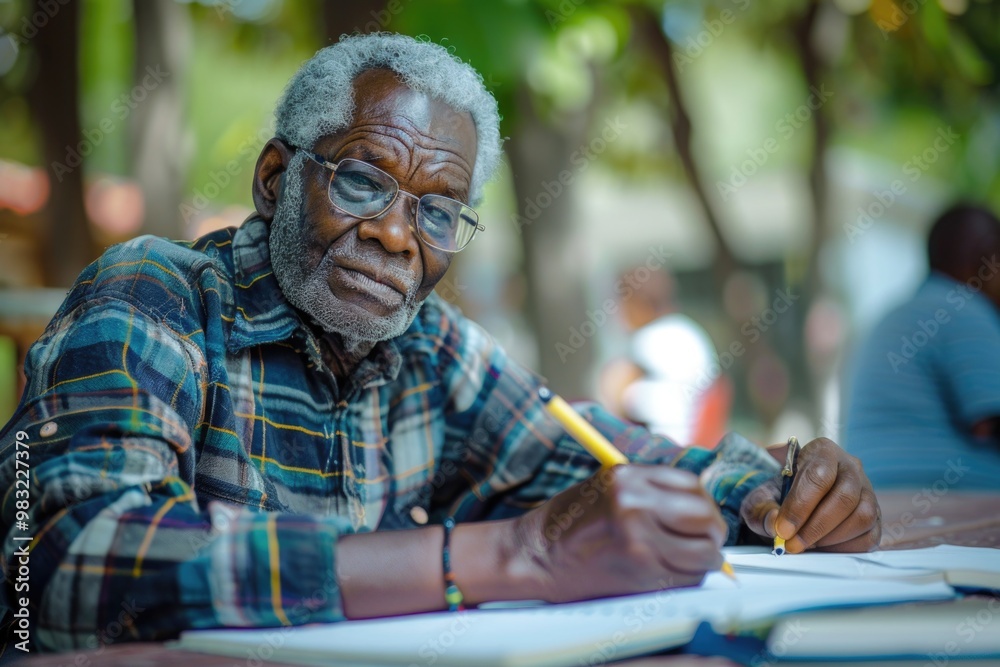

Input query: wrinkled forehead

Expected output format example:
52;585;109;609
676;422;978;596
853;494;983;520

342;69;476;160
311;68;478;199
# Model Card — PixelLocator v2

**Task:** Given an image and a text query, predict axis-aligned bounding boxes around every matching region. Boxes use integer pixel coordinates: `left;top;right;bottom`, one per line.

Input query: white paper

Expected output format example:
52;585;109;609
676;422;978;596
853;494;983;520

723;544;1000;581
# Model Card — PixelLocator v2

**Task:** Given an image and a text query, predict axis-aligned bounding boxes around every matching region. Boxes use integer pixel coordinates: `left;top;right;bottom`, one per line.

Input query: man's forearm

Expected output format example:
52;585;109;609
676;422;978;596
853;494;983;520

336;517;540;618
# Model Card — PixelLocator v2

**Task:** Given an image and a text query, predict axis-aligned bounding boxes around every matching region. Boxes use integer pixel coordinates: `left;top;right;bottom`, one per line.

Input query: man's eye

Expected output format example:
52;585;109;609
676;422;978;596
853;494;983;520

338;171;384;195
420;203;455;235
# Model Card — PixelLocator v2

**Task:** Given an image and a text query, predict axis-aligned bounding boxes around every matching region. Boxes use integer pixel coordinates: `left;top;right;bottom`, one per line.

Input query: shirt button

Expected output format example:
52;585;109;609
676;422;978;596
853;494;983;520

409;506;429;525
40;421;58;437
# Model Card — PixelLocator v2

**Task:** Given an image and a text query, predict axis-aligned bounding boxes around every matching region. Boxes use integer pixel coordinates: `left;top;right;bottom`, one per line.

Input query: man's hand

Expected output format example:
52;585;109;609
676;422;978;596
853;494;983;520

740;438;881;553
338;465;726;617
510;465;727;603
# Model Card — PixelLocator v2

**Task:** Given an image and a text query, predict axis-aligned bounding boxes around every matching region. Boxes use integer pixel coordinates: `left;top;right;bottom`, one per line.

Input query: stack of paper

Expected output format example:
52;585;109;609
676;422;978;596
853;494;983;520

767;597;1000;661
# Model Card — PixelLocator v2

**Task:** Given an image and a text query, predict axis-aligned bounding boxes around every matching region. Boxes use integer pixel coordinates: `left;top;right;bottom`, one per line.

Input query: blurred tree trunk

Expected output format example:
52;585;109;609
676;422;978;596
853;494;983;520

632;6;805;434
631;5;744;287
132;0;191;239
26;0;94;287
790;0;832;426
793;0;829;299
508;83;594;396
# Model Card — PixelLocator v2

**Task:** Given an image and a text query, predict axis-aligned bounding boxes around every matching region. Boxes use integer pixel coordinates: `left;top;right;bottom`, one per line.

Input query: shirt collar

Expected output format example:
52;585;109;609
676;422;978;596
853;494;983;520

228;215;303;354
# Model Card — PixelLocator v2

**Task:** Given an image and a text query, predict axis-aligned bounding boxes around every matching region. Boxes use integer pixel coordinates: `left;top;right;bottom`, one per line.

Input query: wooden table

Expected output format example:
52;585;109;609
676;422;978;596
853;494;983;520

875;490;1000;551
13;491;1000;667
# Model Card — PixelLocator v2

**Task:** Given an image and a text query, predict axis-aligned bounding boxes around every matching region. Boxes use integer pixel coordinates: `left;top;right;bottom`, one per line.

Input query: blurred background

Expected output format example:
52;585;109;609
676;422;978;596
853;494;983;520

0;0;998;445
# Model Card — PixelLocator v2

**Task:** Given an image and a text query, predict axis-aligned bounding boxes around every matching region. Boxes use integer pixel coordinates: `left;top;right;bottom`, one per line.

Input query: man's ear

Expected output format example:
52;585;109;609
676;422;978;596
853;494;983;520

252;138;296;222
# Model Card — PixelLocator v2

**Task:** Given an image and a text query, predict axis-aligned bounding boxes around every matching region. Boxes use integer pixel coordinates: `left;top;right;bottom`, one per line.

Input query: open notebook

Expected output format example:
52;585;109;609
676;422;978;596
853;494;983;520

171;545;999;667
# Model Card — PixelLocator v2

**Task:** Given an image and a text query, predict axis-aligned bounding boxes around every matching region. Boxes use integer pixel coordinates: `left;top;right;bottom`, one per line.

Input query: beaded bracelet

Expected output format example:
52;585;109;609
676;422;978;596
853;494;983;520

442;516;465;611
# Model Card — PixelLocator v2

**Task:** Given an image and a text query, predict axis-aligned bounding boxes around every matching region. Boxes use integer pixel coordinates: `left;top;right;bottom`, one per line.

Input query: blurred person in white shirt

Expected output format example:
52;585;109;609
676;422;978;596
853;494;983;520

601;269;731;446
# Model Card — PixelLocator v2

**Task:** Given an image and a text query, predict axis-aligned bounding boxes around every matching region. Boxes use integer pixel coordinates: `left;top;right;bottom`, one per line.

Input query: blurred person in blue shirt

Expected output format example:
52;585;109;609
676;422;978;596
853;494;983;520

846;203;1000;489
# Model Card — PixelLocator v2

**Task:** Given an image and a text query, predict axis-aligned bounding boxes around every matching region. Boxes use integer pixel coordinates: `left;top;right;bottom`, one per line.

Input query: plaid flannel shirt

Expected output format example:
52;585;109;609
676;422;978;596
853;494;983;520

0;216;778;653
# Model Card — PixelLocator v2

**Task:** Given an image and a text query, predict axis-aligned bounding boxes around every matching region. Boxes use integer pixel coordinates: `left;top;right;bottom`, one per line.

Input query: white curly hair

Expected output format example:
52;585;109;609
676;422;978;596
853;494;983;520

273;32;502;205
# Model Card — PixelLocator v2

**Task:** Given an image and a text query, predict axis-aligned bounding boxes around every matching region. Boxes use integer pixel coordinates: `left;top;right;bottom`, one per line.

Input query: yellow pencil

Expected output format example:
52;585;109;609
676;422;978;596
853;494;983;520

539;388;629;467
538;387;737;581
773;537;787;556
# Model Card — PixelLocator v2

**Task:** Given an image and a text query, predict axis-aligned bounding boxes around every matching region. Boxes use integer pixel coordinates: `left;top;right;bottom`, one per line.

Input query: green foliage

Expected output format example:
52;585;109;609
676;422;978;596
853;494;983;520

182;4;319;213
1;0;999;214
393;0;549;135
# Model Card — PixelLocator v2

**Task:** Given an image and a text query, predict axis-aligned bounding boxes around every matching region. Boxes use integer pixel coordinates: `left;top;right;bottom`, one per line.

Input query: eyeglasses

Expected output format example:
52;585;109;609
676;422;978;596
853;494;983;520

295;149;484;253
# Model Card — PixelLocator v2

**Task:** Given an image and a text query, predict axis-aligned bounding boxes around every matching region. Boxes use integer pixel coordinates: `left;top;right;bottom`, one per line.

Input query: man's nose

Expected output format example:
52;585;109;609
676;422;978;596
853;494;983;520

355;194;420;255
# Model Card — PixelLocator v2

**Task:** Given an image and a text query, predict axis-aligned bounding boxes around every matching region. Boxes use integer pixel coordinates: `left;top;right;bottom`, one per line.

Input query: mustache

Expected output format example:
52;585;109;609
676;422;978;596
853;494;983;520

326;237;420;298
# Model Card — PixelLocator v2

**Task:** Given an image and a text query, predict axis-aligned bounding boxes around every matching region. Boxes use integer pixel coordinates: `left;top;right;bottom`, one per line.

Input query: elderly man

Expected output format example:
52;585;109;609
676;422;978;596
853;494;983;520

0;33;879;652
